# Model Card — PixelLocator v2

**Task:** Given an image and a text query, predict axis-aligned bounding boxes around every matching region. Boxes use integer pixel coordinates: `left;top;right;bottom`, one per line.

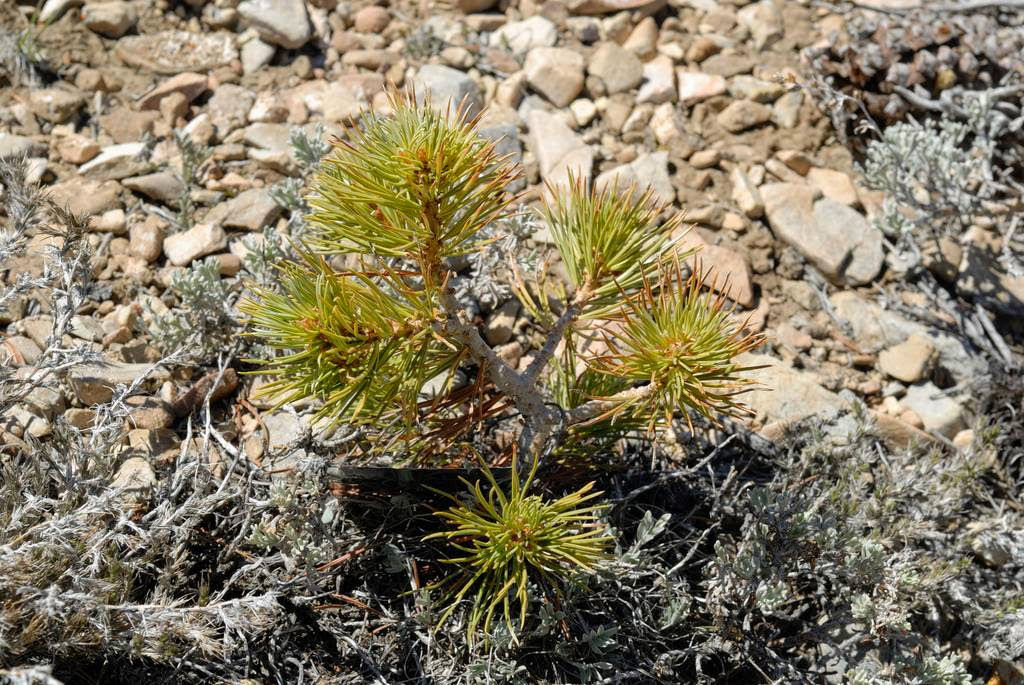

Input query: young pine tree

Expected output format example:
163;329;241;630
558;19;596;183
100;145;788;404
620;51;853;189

241;93;762;643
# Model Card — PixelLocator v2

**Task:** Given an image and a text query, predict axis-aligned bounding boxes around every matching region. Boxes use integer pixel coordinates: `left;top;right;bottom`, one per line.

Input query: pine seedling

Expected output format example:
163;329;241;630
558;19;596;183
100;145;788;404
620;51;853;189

241;92;764;644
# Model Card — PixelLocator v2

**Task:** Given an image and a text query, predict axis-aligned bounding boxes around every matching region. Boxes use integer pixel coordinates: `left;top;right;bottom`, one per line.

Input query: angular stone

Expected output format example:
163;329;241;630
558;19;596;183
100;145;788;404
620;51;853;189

79;143;150;181
82;1;137;38
489;16;557;56
240;37;276;75
739;352;847;427
636;55;676;105
761;183;882;286
701;53;756;78
677;230;755;307
829;291;984;385
594;151;674;206
1;336;42;366
207;84;255;138
130;218;165;262
677;71;726;105
771;90;803;128
69;362;171;405
413;65;483;119
29;87;85;124
622;16;658;59
98;108;160;144
736;0;783;50
807;167;859;207
730;167;763;219
57;134;100;164
210;188;282;231
588;42;644;94
123;171;185;205
527;109;594;192
878;334;935;383
524;47;585;107
717;100;771;133
727;75;785;103
812;198;883;285
110;456;157;504
901;382;966;438
138;72;209;111
163;223;227;266
238;0;311;49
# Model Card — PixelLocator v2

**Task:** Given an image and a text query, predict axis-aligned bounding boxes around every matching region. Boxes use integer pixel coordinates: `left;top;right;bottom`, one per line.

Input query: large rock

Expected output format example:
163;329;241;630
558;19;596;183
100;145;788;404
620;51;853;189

901;382;966;438
47;178;122;217
588;42;644;94
527;109;594;192
116;31;238;74
489;16;557;56
524;48;585;107
829;291;985;385
69;362;170;405
739;353;847;427
238;0;311;49
761;183;883;286
594;151;674;206
413;65;483;119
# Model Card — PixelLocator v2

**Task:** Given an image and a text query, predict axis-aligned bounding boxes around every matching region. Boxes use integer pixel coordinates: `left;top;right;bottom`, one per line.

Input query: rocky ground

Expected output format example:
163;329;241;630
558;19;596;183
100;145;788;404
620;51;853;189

3;0;1018;460
1;0;1023;681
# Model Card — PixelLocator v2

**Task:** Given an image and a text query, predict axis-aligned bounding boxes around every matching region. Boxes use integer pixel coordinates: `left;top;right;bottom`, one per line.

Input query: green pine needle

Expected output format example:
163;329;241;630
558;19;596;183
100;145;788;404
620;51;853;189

240;253;458;426
425;451;610;645
586;259;765;431
306;96;519;279
542;176;687;318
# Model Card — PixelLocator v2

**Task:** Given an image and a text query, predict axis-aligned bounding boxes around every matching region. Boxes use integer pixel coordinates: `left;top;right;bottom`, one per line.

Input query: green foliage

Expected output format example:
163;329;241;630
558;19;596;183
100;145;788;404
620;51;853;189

425;452;610;645
305;100;516;270
148;256;239;362
242;94;765;647
586;261;764;431
542;179;683;317
241;254;459;426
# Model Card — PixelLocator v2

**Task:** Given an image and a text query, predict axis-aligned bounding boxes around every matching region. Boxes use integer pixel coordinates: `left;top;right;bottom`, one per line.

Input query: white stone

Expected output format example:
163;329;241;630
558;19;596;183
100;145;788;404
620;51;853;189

163;223;228;266
238;0;311;49
527;109;594;194
489;16;557;56
636;55;676;105
79;143;149;181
